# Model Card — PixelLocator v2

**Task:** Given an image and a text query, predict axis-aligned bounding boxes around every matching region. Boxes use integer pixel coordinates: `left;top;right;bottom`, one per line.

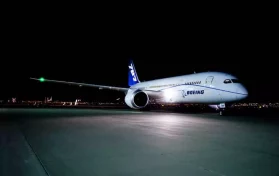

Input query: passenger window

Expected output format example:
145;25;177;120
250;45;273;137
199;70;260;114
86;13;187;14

224;79;232;84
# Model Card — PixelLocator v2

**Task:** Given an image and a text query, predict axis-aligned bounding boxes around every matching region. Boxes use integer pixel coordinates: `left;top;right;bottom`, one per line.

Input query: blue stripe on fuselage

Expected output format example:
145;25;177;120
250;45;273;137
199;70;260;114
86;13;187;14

135;84;248;95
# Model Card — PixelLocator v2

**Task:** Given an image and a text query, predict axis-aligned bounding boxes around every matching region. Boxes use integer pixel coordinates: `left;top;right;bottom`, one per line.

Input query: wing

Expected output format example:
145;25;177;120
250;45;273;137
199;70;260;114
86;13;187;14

30;77;129;92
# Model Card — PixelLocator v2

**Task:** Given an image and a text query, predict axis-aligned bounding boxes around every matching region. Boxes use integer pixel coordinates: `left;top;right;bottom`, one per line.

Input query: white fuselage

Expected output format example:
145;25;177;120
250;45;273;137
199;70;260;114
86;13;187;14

129;72;248;104
31;61;248;112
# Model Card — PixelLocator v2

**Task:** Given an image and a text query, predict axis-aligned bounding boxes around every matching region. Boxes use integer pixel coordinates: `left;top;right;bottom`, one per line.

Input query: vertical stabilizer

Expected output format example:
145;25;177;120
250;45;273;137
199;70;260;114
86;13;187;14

128;60;140;86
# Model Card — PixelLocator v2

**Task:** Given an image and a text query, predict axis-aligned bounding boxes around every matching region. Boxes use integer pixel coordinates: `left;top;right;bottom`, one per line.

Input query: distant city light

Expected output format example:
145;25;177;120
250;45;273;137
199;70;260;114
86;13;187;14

39;77;45;82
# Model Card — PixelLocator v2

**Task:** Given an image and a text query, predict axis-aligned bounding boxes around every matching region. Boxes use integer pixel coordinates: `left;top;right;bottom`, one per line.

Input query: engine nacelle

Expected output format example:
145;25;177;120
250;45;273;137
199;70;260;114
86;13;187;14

124;89;149;109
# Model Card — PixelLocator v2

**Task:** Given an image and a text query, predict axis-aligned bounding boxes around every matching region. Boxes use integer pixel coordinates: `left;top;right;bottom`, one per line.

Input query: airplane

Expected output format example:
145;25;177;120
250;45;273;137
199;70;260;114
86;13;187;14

30;60;248;115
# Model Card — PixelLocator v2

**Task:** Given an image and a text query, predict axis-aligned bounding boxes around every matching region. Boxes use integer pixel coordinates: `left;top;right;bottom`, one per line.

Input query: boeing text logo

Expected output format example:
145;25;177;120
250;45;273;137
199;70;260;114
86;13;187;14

128;64;137;81
181;90;204;98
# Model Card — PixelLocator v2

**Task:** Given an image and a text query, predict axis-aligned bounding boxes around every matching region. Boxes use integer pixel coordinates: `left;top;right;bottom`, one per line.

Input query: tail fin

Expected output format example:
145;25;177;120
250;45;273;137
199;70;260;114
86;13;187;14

128;60;140;86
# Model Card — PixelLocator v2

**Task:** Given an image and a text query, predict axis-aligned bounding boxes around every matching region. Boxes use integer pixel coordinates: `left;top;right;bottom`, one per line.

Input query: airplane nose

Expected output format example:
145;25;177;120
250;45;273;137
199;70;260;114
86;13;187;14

237;85;248;100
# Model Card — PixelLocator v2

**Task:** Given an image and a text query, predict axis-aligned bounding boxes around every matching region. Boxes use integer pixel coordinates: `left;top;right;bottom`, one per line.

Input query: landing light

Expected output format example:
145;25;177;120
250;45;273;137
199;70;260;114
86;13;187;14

163;89;175;102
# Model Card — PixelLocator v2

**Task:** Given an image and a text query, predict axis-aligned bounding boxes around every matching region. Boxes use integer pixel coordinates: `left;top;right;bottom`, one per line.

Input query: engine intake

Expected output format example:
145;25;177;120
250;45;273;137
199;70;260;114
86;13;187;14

133;91;149;107
124;90;149;109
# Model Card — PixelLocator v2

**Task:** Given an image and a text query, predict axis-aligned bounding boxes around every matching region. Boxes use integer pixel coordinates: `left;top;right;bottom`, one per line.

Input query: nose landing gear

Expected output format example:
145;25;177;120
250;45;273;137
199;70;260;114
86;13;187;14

218;103;226;116
208;103;228;116
219;109;225;116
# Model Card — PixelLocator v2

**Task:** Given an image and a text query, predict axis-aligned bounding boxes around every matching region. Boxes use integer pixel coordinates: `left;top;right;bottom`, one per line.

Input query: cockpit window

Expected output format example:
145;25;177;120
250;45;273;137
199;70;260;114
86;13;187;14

231;79;241;83
224;79;232;84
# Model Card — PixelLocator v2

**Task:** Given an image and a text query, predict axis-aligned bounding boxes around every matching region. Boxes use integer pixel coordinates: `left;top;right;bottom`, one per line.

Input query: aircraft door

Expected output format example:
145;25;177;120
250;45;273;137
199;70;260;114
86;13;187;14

205;76;214;86
205;76;221;101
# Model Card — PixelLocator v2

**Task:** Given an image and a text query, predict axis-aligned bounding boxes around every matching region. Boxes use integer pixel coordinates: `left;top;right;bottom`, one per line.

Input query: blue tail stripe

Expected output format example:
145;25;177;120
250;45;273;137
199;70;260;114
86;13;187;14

128;60;140;86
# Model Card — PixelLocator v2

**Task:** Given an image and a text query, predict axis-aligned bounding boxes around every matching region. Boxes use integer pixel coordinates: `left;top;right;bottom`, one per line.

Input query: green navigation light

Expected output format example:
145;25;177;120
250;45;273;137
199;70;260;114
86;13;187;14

39;77;45;82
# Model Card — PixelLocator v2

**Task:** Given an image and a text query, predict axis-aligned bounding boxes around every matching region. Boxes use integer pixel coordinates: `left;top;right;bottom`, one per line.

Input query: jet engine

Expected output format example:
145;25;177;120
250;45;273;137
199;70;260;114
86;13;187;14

124;89;149;109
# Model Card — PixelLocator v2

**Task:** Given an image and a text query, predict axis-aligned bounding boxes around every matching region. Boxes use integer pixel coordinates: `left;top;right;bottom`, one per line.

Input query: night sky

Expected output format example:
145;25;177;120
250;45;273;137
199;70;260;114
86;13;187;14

1;15;278;103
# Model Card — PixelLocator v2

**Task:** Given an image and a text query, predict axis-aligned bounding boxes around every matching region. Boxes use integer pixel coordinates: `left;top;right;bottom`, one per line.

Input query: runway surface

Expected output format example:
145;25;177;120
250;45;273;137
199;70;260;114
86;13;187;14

1;108;279;176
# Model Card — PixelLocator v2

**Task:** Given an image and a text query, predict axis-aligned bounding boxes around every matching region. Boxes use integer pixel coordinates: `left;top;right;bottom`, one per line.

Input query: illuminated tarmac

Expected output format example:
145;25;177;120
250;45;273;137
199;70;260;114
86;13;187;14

1;108;279;176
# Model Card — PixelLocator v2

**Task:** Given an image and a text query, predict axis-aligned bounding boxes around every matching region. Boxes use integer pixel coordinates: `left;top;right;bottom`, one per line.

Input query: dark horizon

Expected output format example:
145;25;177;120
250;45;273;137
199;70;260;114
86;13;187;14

1;57;278;103
1;16;278;103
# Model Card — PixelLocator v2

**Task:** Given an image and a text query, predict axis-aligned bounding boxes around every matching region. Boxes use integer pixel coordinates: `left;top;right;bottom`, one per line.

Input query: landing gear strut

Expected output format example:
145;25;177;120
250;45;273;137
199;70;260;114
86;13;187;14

219;109;225;116
218;103;226;116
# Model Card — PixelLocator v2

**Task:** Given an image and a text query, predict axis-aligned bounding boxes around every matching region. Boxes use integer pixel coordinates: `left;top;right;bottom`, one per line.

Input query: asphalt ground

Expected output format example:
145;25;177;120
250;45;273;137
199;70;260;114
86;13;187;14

1;108;279;176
